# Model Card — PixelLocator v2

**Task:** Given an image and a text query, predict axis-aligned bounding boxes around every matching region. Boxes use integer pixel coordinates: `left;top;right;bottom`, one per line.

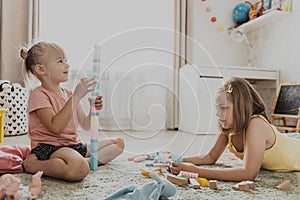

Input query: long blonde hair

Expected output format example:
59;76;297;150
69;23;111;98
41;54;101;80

219;77;268;134
20;42;65;87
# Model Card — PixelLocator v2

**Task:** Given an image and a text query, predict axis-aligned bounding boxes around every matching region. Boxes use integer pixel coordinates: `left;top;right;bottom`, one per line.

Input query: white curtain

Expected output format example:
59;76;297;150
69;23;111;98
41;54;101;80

0;0;39;85
166;0;187;129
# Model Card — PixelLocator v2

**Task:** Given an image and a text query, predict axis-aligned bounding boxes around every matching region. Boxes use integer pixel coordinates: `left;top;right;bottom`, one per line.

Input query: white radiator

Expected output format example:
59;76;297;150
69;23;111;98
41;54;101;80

99;72;132;130
66;69;166;131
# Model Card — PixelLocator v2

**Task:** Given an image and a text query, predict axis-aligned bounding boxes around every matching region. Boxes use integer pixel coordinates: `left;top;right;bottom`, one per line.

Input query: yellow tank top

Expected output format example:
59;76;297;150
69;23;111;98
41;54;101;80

228;115;300;172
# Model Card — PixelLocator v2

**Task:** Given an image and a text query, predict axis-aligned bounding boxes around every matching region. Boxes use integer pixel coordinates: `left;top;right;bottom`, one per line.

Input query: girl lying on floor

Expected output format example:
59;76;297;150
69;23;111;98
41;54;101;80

168;77;300;182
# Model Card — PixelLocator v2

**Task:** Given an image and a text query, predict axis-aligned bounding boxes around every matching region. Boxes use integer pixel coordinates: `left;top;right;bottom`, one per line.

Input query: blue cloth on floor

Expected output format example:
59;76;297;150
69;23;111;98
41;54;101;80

287;133;300;139
104;171;176;200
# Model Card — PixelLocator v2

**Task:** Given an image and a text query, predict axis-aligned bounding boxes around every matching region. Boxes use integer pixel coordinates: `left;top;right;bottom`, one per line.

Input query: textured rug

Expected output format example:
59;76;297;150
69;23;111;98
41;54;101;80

12;152;300;200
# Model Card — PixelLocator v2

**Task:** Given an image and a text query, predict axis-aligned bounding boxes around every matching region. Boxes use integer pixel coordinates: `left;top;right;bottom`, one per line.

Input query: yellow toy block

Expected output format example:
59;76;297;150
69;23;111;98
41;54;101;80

0;108;9;143
197;177;209;187
141;169;161;178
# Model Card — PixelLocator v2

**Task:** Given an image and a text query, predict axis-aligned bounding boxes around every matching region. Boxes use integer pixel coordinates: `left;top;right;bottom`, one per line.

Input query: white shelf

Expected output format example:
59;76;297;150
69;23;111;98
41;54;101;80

236;10;286;33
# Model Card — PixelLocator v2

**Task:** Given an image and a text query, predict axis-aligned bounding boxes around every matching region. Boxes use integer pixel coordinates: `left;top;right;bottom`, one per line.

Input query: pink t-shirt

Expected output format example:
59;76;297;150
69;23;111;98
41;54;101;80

28;86;81;149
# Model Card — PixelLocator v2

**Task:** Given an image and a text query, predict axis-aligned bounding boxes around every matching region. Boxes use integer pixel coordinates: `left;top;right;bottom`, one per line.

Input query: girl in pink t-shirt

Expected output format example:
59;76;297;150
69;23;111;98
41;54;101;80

20;42;124;181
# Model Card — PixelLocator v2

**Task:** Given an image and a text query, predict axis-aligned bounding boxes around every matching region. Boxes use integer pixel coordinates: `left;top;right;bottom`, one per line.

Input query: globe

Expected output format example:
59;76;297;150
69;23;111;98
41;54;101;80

232;2;251;24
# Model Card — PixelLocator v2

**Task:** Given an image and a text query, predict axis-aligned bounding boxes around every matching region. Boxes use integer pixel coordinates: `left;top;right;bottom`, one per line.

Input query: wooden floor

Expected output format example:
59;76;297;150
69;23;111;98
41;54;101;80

3;129;219;157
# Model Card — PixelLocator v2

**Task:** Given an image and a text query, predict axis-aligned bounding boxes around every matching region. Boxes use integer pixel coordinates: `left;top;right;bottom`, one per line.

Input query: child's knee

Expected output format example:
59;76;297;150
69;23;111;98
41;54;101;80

23;154;38;173
64;159;89;181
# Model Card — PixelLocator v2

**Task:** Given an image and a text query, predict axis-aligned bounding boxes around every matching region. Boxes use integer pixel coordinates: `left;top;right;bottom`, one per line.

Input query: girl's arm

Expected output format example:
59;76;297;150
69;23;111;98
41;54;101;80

172;164;256;181
77;96;103;131
36;79;96;134
182;133;228;165
170;118;269;181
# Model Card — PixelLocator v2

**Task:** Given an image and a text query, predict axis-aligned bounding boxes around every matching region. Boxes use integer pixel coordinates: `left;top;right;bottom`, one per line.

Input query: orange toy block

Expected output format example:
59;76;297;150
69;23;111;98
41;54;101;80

233;181;254;191
209;180;218;190
276;180;290;191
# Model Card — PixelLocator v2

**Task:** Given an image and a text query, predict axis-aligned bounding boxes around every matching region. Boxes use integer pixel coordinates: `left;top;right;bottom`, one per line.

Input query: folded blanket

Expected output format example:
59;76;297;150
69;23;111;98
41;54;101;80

0;145;31;174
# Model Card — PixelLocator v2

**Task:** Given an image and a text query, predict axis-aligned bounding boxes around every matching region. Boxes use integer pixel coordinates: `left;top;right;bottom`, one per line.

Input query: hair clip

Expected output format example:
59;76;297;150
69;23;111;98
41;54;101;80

225;83;233;93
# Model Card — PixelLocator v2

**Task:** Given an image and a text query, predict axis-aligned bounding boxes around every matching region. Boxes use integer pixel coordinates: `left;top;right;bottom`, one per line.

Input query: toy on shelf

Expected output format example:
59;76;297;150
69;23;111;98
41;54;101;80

245;1;259;20
232;0;274;27
229;2;285;67
230;1;285;34
282;0;292;12
90;44;101;171
232;2;251;25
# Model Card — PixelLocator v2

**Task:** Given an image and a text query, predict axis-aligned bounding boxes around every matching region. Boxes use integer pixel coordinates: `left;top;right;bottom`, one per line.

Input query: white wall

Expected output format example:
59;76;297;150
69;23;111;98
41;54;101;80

250;1;300;82
187;0;247;67
39;0;174;130
40;0;173;72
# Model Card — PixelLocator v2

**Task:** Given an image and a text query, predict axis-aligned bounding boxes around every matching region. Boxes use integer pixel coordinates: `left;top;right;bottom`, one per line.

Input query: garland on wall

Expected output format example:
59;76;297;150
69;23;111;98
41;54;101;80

200;0;226;32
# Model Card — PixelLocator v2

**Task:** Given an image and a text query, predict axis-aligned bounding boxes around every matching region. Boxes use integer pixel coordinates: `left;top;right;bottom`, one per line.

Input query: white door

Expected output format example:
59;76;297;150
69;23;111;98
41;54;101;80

179;65;223;134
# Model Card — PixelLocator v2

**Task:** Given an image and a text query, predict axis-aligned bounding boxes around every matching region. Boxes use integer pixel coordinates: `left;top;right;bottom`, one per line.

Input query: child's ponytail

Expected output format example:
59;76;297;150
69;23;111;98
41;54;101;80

20;46;37;89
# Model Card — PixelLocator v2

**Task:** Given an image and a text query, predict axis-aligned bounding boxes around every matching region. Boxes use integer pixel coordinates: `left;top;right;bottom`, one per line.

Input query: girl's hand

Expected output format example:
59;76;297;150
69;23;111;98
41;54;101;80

73;78;97;100
167;162;197;175
89;96;103;110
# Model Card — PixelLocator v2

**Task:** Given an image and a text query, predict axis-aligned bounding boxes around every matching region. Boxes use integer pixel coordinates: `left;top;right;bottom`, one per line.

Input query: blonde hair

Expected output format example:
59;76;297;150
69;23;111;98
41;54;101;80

218;77;268;134
20;41;65;87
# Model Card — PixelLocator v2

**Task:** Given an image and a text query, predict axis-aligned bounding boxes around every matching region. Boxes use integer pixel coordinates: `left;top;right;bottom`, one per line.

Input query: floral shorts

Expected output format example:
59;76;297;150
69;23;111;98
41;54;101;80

31;143;87;160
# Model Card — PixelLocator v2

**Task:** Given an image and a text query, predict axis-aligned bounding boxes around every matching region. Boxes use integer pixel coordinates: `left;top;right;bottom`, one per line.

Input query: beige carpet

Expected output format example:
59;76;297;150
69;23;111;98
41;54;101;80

3;132;300;200
9;152;300;200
